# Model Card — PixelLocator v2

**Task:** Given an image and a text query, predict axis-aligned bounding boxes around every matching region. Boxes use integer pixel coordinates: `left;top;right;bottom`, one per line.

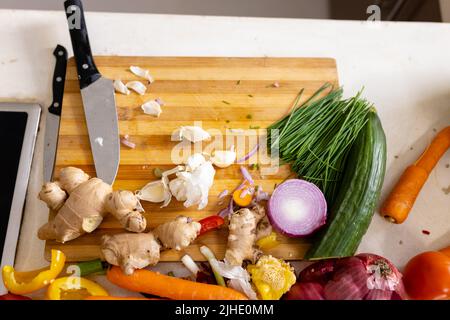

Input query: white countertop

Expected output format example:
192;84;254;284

0;9;449;283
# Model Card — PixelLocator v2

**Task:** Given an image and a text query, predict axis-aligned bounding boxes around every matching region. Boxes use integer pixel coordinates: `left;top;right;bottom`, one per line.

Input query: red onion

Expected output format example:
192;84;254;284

217;189;229;199
239;166;254;185
267;179;327;237
237;144;259;163
120;136;136;149
285;254;405;300
255;186;270;202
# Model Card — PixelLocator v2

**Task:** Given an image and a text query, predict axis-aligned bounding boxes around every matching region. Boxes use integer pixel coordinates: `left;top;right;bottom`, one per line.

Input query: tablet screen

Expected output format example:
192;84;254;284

0;111;28;259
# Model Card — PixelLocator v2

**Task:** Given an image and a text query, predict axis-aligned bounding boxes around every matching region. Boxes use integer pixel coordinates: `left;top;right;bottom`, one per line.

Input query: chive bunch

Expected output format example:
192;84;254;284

267;83;372;204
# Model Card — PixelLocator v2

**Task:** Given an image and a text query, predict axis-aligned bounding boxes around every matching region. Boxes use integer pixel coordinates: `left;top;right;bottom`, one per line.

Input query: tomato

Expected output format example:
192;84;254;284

403;249;450;300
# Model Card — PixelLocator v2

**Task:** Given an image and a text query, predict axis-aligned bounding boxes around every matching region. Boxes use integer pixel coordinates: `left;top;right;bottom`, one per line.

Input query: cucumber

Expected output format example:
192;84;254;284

304;110;387;259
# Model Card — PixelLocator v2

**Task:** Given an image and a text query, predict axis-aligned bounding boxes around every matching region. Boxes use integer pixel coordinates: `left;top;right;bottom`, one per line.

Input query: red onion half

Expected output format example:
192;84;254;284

267;179;327;237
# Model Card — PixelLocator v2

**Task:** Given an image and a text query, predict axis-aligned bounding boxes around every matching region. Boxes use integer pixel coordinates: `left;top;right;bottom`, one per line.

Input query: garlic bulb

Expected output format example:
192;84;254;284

171;126;211;143
211;146;236;168
141;99;162;117
130;66;155;83
126;81;147;95
114;79;130;95
169;154;215;210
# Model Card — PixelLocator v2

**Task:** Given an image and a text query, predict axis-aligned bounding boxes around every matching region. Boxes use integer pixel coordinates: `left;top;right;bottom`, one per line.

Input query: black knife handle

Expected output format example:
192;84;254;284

64;0;101;89
48;45;68;116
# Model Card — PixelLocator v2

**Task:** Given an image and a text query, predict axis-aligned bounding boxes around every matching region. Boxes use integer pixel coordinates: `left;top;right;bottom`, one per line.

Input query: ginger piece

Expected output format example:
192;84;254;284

38;167;147;243
225;204;266;266
154;216;201;251
105;190;146;233
39;182;67;211
255;216;273;241
38;178;112;243
57;167;90;194
101;233;161;275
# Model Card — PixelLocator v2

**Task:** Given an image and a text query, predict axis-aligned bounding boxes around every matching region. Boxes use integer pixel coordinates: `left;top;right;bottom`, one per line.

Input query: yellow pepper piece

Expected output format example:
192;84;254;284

256;232;280;250
247;255;296;300
2;249;66;295
232;181;254;207
46;277;108;300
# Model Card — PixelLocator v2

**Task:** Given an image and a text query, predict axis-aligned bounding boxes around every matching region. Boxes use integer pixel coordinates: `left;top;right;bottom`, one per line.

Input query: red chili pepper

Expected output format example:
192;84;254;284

198;216;225;235
0;293;32;300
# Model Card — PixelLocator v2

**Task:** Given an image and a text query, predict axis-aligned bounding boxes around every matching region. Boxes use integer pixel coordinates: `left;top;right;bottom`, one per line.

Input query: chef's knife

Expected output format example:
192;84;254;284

44;44;68;182
64;0;120;184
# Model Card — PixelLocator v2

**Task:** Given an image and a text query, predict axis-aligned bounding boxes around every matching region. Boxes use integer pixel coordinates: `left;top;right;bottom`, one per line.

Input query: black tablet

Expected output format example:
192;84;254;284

0;103;40;294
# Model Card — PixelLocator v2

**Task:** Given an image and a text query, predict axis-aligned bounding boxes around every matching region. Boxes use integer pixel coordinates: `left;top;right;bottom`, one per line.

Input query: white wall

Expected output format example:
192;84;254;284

0;0;331;19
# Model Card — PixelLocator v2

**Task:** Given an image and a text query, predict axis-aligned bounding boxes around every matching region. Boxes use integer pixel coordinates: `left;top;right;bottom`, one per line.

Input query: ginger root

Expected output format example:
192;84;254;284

101;215;201;274
225;204;266;266
105;190;146;233
154;216;201;251
101;233;161;275
38;167;147;243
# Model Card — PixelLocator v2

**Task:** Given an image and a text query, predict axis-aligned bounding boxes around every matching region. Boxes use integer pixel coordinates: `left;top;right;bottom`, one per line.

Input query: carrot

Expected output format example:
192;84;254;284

84;296;160;300
381;126;450;223
107;266;248;300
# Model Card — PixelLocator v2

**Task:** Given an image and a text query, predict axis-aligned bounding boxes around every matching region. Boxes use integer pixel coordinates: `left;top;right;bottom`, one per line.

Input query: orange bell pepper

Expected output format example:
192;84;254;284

232;181;254;207
403;246;450;300
2;249;66;295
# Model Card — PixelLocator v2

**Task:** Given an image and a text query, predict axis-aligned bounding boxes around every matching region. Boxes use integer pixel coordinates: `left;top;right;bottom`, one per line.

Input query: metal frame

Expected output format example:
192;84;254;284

0;103;41;295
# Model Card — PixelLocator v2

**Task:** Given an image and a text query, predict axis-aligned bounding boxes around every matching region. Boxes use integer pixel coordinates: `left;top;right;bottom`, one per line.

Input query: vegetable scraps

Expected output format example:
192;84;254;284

267;179;327;238
267;83;372;204
402;245;450;300
285;254;405;300
247;255;296;300
381;126;450;224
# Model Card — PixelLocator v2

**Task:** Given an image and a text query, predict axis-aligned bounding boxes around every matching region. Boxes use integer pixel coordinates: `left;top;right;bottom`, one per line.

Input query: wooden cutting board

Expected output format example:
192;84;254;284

45;56;338;262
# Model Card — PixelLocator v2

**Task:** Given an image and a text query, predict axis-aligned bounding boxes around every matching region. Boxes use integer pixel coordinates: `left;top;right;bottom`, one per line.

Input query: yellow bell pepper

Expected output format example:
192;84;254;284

247;255;296;300
2;249;66;295
46;277;108;300
256;232;280;250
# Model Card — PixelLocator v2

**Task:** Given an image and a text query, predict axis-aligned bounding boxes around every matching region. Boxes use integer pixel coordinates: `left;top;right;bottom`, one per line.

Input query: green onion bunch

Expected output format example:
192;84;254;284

268;83;372;204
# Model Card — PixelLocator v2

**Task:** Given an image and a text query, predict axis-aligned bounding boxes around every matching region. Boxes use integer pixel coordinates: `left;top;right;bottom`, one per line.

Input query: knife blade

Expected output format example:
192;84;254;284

64;0;120;184
44;44;68;182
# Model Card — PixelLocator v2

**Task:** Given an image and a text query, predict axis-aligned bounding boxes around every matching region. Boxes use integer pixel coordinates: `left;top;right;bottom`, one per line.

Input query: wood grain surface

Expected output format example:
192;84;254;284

45;56;338;262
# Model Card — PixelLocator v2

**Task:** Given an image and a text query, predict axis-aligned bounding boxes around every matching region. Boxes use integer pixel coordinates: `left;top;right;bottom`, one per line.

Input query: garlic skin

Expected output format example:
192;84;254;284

126;81;147;95
141;100;162;117
136;177;172;207
171;126;211;143
169;154;215;210
130;66;155;83
114;79;131;95
211;147;236;168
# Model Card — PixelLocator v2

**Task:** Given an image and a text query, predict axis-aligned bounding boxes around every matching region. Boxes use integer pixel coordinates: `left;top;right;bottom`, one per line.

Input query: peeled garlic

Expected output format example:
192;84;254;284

171;126;211;143
211;146;236;168
126;81;147;95
114;79;130;95
141;99;162;117
130;66;154;83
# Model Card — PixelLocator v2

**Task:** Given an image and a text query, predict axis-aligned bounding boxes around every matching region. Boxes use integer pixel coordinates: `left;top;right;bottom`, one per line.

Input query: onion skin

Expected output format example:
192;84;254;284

287;254;405;300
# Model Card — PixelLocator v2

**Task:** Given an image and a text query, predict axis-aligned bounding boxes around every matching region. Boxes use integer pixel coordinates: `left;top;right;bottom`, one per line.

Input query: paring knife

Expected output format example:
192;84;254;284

64;0;120;184
44;44;68;182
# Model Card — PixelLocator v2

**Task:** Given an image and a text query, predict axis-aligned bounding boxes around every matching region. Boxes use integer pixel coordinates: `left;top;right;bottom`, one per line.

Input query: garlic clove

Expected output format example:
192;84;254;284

136;180;170;203
130;66;154;83
141;99;162;117
171;126;210;143
126;81;147;95
114;79;130;95
211;147;236;168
